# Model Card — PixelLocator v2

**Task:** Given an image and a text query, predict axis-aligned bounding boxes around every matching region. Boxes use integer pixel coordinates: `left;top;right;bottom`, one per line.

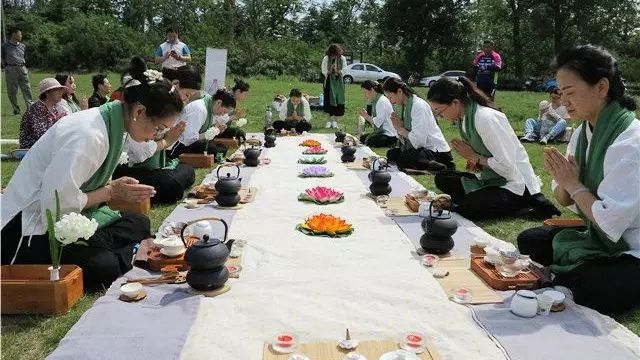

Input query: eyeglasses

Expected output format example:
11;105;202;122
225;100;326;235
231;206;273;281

433;104;450;118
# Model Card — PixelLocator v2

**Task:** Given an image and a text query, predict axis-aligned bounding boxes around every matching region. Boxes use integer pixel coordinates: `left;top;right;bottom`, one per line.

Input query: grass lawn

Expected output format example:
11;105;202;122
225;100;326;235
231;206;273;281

1;72;639;359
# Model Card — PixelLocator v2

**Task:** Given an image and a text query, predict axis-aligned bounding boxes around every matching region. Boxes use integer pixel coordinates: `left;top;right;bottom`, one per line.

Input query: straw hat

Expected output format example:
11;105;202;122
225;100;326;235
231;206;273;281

38;78;67;98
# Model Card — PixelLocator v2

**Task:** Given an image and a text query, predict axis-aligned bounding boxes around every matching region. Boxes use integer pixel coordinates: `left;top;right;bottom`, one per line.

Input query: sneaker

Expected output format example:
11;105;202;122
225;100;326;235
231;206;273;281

331;121;338;128
325;121;332;129
520;133;536;142
539;136;549;145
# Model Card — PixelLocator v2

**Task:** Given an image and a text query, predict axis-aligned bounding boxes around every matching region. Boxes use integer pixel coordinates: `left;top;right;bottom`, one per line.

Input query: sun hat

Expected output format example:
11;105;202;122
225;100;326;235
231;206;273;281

38;78;67;98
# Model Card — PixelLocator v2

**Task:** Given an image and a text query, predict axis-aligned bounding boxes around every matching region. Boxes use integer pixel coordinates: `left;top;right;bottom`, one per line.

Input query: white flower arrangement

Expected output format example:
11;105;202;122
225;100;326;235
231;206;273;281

143;69;164;84
46;191;98;270
234;118;248;128
54;213;99;246
204;127;219;141
119;151;129;165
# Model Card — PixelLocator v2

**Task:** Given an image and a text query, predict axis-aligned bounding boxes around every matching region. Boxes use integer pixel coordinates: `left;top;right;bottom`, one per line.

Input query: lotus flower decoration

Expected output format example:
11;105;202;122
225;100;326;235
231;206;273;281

296;213;353;237
298;156;327;164
299;166;334;178
298;186;344;204
300;139;322;147
303;146;328;155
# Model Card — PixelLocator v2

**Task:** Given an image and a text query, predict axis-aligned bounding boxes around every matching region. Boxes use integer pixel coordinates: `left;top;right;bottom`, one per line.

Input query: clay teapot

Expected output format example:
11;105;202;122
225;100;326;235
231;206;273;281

368;157;391;183
243;145;261;167
215;165;242;194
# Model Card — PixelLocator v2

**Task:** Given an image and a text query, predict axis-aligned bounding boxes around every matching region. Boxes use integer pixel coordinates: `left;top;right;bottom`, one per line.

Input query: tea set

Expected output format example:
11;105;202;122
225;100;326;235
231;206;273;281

510;289;566;317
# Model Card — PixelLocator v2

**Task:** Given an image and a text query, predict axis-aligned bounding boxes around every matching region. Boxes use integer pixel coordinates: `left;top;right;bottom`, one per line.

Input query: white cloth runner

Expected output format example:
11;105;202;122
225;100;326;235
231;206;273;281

180;134;506;359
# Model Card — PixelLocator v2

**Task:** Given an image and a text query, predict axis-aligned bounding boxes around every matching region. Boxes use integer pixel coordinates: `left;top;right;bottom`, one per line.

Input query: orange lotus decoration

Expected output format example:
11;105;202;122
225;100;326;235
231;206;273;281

297;213;353;237
300;139;322;147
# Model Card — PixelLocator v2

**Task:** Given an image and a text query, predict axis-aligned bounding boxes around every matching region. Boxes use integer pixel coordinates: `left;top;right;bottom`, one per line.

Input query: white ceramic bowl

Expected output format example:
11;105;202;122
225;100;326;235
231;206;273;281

542;290;566;305
120;282;142;298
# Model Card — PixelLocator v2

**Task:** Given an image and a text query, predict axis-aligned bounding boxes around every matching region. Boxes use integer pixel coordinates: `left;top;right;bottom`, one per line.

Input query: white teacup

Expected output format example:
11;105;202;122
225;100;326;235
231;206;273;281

160;235;186;256
120;282;142;298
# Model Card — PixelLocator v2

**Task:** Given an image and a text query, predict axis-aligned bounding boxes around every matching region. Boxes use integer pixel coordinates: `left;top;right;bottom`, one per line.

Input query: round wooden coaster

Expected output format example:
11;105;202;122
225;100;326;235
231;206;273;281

188;283;231;297
119;289;147;302
213;203;243;210
551;303;566;312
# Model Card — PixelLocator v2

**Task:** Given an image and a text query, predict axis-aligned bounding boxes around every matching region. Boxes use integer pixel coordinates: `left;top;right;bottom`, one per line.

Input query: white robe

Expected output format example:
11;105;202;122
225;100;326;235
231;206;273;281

462;105;541;196
553;120;640;258
177;99;220;147
405;95;450;153
371;95;398;138
1;108;111;236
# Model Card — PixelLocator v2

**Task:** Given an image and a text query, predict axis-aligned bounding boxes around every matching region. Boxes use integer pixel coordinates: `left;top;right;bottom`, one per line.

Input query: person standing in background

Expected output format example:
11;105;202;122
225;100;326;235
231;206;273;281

321;44;347;129
473;40;503;100
1;27;34;116
88;74;112;108
155;28;192;70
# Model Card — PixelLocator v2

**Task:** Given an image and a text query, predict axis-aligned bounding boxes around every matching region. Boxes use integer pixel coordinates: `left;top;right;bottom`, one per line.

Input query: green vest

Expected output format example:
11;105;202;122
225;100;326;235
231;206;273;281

80;102;125;228
551;101;636;273
286;99;304;118
398;94;415;151
326;57;345;106
199;94;214;134
457;102;508;193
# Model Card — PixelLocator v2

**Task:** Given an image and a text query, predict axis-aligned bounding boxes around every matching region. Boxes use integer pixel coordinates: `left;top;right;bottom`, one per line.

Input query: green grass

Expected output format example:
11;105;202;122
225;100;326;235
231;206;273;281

2;73;639;359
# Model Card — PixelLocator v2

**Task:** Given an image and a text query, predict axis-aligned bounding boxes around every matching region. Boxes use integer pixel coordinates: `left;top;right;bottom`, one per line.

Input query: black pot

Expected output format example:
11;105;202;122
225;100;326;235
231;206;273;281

341;153;356;163
264;134;276;148
421;215;458;238
341;145;356;155
369;170;391;184
264;128;275;136
369;182;392;196
243;157;260;167
215;193;241;207
215;165;242;194
335;130;346;142
419;234;454;255
186;266;230;291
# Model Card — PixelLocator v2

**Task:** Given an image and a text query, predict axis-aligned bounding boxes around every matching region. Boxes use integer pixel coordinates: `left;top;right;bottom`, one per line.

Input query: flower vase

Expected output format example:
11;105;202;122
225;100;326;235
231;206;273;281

48;265;61;281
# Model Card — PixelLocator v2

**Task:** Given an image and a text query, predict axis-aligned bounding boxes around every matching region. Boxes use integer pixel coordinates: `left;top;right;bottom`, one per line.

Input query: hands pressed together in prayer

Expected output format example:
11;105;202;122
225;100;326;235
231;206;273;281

451;138;479;161
391;112;409;137
109;177;155;202
163;121;186;146
543;147;582;193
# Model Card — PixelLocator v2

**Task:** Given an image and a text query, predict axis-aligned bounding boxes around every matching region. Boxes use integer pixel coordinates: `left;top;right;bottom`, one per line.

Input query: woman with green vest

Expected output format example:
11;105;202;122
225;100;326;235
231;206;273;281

517;45;640;314
357;80;397;147
427;77;559;221
322;44;347;129
273;88;312;134
1;61;184;291
113;65;200;204
383;78;454;171
216;78;250;143
169;89;236;159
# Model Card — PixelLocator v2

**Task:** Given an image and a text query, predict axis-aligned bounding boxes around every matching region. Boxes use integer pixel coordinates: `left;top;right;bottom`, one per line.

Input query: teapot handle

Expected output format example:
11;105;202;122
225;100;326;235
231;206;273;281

372;156;387;171
180;216;229;247
216;164;241;179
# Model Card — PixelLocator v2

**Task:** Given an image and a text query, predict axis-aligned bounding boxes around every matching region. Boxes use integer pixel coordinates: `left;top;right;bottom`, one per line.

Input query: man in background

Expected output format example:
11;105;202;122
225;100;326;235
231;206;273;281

87;74;112;108
155;28;192;70
1;27;34;116
473;40;503;100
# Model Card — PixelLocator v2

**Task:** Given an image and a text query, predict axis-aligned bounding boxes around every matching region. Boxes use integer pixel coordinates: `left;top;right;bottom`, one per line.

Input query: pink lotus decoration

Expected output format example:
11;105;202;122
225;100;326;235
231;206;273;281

303;146;328;155
298;186;344;204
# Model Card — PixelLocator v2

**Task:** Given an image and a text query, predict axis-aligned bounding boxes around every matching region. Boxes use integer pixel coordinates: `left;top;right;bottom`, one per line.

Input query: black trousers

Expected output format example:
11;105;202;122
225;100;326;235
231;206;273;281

218;126;246;143
517;226;640;314
112;162;196;204
273;119;312;133
169;140;227;160
386;147;455;172
477;80;496;100
2;212;151;292
434;171;560;220
360;133;397;148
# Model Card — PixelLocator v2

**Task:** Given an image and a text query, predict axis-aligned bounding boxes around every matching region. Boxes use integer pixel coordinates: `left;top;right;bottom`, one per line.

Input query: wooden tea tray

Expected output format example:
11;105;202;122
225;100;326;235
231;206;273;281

433;257;503;304
344;161;369;170
146;236;244;272
189;186;258;204
470;256;541;291
543;218;585;228
262;339;441;360
382;197;419;217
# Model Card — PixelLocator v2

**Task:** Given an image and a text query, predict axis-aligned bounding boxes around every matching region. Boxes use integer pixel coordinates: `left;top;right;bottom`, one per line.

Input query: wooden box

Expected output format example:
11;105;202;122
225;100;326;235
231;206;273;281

107;198;151;215
470;256;540;291
1;265;84;315
179;153;215;168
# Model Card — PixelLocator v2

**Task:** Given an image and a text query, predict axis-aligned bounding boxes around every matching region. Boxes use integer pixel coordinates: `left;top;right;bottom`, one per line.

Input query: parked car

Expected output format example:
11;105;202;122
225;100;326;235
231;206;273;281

419;70;467;87
342;63;401;84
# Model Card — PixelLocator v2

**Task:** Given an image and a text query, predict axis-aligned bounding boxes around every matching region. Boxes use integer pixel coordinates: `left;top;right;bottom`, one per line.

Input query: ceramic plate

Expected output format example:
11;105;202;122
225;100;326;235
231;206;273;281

378;350;420;360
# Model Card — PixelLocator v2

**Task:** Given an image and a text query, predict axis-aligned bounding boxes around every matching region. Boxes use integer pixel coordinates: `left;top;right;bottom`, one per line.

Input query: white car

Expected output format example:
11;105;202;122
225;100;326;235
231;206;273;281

419;70;467;87
342;63;401;84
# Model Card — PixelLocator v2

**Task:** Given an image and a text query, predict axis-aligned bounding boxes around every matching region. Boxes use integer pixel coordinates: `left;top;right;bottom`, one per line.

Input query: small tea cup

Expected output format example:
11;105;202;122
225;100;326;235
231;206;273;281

120;282;142;299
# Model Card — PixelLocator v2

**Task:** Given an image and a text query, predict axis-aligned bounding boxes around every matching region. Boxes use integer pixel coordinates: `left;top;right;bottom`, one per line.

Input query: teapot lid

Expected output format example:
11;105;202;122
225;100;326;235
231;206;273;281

192;235;222;248
516;290;537;299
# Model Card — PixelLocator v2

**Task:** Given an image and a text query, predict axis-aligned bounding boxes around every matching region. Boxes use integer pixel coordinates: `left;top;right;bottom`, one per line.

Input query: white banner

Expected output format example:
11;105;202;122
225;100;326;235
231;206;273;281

203;48;227;95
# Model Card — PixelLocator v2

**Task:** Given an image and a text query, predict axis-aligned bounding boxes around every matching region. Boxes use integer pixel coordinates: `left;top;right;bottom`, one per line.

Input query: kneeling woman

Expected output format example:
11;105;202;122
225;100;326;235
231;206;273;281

273;88;312;133
216;79;250;142
383;78;454;171
518;45;640;314
169;89;236;160
428;77;559;220
1;67;184;291
357;80;397;147
114;65;200;203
